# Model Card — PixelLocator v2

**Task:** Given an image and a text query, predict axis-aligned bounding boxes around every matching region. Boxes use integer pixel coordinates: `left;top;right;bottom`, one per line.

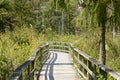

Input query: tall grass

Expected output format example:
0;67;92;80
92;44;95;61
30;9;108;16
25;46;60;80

74;28;100;59
73;29;120;73
106;33;120;72
0;26;47;79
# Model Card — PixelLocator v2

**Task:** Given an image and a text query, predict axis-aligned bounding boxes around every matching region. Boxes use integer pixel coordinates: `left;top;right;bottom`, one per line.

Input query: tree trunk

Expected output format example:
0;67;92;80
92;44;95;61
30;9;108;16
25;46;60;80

99;23;106;65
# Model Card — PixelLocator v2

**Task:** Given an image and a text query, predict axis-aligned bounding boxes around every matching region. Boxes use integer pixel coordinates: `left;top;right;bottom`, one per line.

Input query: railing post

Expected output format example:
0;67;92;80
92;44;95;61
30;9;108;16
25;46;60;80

87;60;92;80
93;64;97;75
47;45;49;59
31;60;34;80
20;72;23;80
99;68;107;80
82;58;86;76
27;65;30;80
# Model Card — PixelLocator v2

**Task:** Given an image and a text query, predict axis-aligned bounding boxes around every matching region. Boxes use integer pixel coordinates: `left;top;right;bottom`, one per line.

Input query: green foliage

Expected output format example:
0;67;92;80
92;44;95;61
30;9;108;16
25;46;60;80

73;28;100;59
0;55;13;79
50;0;69;10
0;27;47;79
0;0;120;79
0;0;11;10
106;35;120;72
110;0;120;28
12;0;35;26
0;0;11;32
97;74;106;80
77;0;120;28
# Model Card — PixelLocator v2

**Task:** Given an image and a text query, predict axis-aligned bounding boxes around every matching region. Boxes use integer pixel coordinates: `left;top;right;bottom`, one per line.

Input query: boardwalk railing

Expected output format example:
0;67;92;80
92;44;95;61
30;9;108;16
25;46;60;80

9;43;49;80
70;44;120;80
9;42;120;80
48;42;120;80
49;42;70;53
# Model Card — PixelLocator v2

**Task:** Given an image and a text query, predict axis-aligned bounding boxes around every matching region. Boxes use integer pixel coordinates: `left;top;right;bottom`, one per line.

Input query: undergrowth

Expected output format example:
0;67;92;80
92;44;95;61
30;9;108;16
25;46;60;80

0;26;47;79
73;29;120;73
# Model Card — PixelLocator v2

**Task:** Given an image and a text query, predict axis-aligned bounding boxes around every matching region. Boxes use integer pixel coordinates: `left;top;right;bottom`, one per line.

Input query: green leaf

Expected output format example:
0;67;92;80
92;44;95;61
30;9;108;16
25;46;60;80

0;14;2;20
0;0;4;5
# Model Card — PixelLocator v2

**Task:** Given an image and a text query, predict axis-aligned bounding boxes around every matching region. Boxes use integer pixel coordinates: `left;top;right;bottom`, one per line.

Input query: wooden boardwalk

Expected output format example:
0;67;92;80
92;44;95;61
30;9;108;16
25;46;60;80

38;51;81;80
9;43;120;80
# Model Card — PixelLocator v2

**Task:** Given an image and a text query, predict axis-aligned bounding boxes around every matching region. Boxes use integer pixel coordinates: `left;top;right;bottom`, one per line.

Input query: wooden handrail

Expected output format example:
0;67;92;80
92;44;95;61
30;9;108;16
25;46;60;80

70;44;120;80
49;42;70;53
8;43;49;80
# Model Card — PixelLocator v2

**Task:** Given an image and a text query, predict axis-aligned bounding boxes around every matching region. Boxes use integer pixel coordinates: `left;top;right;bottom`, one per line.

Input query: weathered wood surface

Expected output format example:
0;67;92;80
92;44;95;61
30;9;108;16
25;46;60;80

38;51;82;80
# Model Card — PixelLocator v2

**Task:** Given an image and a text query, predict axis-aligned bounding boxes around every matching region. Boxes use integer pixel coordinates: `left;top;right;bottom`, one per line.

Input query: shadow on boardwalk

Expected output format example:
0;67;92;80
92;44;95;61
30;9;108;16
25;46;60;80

38;52;79;80
45;53;57;80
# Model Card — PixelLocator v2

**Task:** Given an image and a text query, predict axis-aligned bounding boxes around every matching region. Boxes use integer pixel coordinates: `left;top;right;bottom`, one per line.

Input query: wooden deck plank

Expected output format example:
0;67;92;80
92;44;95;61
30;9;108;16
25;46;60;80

38;51;82;80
